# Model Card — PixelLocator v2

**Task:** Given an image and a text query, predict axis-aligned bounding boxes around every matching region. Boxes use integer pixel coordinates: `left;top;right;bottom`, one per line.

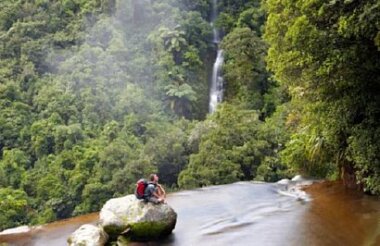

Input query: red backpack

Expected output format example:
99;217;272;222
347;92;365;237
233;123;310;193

135;179;148;199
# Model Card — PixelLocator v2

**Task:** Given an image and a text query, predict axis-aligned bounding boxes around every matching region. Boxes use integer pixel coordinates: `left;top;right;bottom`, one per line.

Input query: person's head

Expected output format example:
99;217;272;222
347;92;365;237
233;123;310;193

149;174;159;183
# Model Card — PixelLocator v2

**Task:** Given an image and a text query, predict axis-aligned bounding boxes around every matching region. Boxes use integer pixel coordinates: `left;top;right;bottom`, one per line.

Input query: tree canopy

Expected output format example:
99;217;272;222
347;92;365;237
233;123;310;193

0;0;379;231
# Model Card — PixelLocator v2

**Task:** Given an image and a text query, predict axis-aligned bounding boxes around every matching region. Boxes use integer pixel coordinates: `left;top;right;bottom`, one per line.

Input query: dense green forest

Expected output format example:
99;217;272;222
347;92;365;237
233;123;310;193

0;0;379;230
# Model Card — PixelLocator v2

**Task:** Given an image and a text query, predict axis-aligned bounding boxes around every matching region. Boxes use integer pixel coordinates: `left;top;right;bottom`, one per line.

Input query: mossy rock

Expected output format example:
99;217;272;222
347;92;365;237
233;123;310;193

99;195;177;241
116;236;131;246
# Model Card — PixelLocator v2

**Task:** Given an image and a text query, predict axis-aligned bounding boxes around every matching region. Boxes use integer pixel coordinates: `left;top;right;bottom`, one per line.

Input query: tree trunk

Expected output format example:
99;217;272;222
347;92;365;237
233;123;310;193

341;160;362;191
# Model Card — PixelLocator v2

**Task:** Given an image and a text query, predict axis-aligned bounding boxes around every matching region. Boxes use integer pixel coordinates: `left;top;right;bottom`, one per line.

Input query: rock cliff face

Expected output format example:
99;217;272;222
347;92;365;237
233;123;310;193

99;195;177;240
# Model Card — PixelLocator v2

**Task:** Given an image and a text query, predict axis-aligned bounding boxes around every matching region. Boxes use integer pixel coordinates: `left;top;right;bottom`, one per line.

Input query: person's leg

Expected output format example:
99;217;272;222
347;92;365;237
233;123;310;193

157;185;166;198
157;188;163;197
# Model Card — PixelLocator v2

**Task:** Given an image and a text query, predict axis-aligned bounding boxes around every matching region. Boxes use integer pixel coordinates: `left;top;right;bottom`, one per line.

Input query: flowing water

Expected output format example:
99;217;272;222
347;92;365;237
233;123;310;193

209;0;224;113
1;181;379;246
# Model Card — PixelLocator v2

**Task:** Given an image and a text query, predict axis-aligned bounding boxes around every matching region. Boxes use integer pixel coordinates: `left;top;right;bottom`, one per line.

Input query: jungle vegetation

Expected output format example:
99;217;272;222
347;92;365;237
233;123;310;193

0;0;379;230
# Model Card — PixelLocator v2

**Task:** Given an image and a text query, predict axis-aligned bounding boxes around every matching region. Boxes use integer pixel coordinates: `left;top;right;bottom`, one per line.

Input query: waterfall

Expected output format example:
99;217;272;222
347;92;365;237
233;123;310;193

209;0;224;113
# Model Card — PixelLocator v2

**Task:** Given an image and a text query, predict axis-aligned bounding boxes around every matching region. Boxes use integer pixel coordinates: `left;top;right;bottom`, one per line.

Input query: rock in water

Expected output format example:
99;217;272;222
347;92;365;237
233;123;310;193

277;178;290;185
67;224;108;246
291;175;304;182
99;195;177;240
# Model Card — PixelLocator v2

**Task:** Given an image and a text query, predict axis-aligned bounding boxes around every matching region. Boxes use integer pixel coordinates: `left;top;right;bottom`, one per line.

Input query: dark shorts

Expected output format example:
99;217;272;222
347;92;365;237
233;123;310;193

145;196;160;204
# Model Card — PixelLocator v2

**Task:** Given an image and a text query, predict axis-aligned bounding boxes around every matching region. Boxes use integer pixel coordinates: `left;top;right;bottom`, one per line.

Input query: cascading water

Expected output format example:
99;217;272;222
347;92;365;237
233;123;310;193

209;0;224;113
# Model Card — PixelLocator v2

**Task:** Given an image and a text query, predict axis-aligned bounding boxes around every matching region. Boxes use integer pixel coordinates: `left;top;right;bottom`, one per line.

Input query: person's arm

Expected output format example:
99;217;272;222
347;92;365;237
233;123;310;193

152;190;160;198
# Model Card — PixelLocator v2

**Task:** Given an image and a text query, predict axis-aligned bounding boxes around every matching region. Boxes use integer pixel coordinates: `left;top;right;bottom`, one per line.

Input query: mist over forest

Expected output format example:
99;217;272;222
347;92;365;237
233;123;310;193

0;0;379;231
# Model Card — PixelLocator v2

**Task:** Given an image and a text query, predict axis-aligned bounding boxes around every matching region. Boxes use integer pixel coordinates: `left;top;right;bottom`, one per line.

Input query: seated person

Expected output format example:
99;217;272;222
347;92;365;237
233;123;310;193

144;174;166;204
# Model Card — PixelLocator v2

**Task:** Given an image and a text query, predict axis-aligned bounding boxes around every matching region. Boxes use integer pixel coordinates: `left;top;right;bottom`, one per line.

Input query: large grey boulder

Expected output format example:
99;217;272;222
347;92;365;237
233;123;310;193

67;224;108;246
99;195;177;240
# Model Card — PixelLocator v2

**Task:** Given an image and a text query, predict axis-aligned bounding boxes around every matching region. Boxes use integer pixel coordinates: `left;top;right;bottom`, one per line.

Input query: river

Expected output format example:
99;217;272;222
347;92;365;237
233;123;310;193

0;181;379;246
